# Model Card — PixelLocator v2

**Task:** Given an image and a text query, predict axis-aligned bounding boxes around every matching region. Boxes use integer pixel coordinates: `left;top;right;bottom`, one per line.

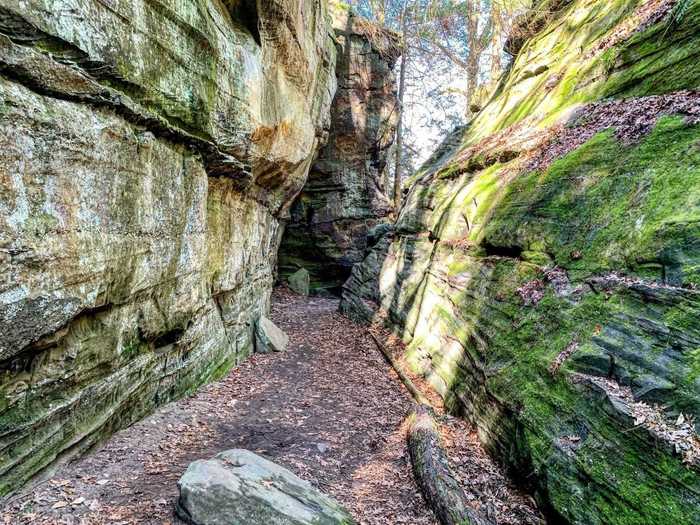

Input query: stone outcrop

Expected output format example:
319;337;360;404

0;0;336;497
177;449;354;525
278;8;400;295
342;1;700;523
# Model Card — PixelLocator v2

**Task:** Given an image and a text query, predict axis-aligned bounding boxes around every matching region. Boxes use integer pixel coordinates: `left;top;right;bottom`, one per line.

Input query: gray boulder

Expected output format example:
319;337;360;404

176;449;354;525
255;316;289;353
288;268;310;296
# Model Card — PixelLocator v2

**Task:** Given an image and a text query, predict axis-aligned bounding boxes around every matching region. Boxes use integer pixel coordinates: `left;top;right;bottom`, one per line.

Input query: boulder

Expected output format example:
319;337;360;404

176;449;354;525
255;316;289;353
288;268;311;296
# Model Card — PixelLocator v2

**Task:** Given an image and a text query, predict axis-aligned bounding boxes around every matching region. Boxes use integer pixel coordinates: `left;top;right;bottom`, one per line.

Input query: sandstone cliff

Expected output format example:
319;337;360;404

342;1;700;523
278;8;400;294
0;0;336;497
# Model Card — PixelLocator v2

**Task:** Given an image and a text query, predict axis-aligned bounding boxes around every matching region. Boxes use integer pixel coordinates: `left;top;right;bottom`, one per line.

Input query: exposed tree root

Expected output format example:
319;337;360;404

368;330;495;525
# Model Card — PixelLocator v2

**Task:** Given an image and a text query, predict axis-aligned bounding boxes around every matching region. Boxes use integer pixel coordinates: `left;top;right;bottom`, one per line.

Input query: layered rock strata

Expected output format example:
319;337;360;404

278;8;400;294
0;0;336;497
342;1;700;523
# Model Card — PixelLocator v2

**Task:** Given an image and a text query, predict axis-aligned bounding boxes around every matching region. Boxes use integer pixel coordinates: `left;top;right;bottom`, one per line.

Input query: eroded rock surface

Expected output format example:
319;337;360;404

176;449;354;525
0;0;336;497
342;1;700;523
278;8;400;294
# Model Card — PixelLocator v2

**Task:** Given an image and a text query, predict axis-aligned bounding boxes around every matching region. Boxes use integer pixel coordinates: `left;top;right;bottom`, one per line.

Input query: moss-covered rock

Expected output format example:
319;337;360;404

0;0;336;498
341;1;700;523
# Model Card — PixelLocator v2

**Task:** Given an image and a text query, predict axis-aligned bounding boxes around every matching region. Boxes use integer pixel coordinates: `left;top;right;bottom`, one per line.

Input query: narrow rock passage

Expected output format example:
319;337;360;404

2;288;539;525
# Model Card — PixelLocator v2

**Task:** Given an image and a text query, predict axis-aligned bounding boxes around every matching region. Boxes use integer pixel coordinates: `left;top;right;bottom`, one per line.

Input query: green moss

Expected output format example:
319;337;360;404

598;2;700;98
480;117;700;284
687;348;700;381
350;1;700;522
120;338;142;360
378;116;700;519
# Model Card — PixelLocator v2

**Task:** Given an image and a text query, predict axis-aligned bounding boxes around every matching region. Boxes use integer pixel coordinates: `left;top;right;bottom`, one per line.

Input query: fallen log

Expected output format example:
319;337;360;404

367;331;494;525
408;405;495;525
368;331;431;406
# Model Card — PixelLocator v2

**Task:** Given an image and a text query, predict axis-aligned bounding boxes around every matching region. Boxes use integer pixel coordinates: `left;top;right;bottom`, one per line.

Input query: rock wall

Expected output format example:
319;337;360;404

342;0;700;523
0;0;336;497
278;8;399;294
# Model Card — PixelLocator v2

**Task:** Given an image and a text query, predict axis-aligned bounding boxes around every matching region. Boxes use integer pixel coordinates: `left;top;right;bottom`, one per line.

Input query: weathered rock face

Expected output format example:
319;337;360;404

0;0;336;497
342;1;700;523
278;9;400;294
177;449;354;525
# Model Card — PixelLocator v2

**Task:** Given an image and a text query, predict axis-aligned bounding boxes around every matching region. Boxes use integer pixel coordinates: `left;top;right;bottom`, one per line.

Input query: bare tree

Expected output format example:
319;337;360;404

348;0;525;209
393;4;410;211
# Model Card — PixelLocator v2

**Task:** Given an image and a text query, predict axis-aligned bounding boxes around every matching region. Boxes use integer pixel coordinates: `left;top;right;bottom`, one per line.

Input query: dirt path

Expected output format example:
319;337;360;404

2;288;541;525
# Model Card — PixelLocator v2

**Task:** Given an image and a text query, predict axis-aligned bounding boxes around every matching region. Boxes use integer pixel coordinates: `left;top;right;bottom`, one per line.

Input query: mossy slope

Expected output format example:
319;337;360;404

341;1;700;523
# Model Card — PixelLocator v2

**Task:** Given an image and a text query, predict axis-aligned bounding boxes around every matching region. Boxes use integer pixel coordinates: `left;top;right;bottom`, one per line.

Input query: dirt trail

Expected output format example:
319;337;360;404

2;288;541;525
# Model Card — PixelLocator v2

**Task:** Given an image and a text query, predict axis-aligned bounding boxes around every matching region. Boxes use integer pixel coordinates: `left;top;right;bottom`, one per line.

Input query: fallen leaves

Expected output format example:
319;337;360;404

370;324;544;525
580;374;700;467
549;340;580;375
1;288;544;525
584;0;678;60
517;279;546;306
528;91;700;173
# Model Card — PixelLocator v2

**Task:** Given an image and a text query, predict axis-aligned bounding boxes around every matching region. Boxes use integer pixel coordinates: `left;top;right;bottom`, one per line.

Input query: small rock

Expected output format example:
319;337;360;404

176;449;354;524
255;316;289;353
288;268;310;296
316;442;330;453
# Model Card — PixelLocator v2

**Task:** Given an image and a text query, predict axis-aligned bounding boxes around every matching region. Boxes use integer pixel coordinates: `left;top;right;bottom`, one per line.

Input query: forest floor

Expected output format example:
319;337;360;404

1;288;542;525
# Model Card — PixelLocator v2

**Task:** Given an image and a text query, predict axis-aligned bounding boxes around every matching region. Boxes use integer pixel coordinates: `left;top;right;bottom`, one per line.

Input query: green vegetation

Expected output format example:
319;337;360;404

350;2;700;522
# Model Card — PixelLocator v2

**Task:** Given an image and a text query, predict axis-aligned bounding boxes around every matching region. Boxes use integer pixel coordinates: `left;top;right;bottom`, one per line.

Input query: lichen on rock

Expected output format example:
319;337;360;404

0;0;336;498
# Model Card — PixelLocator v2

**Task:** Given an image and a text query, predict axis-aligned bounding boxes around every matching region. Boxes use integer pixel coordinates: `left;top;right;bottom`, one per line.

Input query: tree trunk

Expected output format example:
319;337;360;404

367;331;494;525
490;2;503;82
408;405;495;525
393;12;408;213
